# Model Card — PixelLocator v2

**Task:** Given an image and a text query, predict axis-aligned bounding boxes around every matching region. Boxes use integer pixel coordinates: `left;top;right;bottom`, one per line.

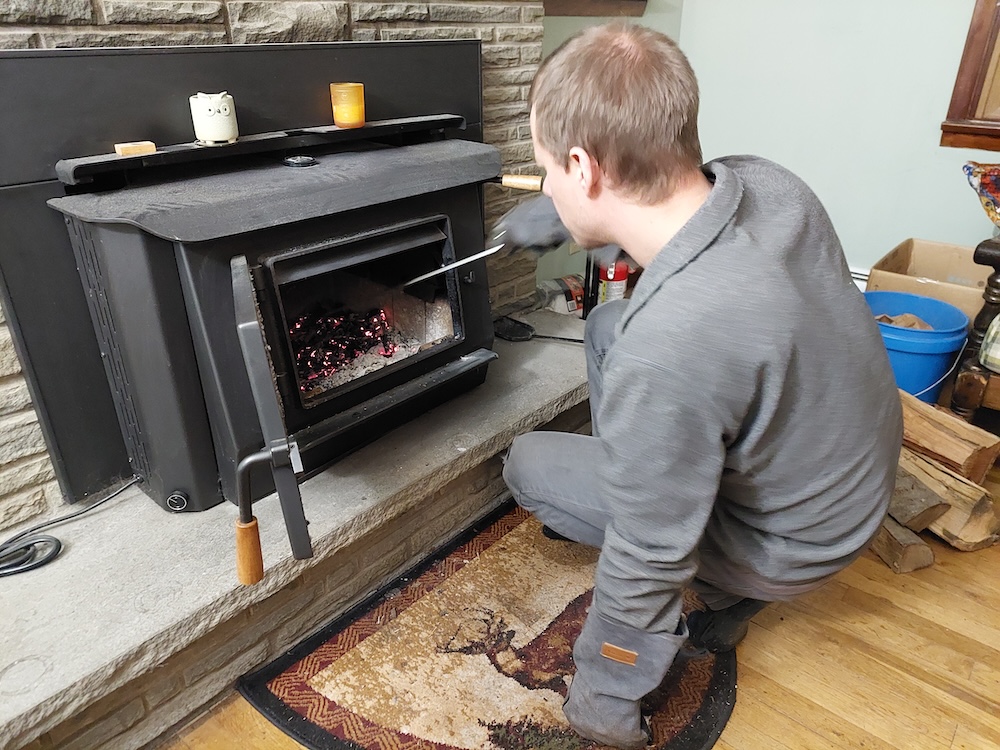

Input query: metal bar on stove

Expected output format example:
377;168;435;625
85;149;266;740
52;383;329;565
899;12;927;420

402;242;505;287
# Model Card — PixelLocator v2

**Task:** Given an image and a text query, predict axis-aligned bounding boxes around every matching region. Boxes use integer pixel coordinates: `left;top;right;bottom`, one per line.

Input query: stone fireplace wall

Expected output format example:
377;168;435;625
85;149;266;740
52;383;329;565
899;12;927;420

0;0;543;531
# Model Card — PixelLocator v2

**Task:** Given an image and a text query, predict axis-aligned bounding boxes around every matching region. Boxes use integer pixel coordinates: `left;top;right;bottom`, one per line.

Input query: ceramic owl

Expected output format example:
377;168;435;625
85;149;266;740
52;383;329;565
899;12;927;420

189;91;238;145
964;161;1000;228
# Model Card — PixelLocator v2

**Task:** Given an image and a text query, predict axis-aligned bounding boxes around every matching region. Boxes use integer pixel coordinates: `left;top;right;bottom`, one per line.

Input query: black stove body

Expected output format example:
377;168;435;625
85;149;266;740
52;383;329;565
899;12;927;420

0;42;499;518
50;129;500;513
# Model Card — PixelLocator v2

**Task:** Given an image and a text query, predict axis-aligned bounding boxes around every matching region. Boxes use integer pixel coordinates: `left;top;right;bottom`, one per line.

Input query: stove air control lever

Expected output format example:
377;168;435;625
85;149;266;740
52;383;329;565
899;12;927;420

231;254;314;585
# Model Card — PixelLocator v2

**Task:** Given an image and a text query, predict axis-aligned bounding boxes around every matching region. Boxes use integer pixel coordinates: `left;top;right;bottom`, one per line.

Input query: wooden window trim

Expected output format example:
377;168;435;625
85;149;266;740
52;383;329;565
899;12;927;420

942;0;1000;149
542;0;647;18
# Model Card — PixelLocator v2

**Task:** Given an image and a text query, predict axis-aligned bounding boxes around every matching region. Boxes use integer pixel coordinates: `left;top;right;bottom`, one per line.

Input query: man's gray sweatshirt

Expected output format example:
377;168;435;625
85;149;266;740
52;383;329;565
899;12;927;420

592;155;903;632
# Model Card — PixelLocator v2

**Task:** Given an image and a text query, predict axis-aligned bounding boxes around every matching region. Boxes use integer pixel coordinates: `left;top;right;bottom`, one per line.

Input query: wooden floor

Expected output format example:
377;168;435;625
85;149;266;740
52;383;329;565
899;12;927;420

160;538;1000;750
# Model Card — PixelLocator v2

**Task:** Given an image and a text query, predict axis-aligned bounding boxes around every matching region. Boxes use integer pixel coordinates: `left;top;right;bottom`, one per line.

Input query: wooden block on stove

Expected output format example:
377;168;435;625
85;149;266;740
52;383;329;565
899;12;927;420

871;517;934;574
114;140;156;156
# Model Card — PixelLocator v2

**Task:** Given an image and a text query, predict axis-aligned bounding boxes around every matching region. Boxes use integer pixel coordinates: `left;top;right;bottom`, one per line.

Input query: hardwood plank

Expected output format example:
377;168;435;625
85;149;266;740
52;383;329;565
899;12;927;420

732;687;871;750
793;585;979;679
733;665;897;750
853;547;1000;625
838;585;998;674
970;661;1000;695
716;699;798;750
744;615;956;748
838;557;1000;652
878;547;1000;614
175;694;306;750
952;723;1000;750
771;599;1000;739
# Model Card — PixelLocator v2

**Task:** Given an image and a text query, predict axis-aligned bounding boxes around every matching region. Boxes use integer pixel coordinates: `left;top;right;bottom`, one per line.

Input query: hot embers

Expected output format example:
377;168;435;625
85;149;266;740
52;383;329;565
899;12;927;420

291;306;398;391
281;256;461;404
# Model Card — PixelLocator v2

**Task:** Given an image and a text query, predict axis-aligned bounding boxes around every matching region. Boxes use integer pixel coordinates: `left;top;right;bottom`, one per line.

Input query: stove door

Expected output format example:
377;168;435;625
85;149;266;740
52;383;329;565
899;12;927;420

231;254;312;560
262;215;466;411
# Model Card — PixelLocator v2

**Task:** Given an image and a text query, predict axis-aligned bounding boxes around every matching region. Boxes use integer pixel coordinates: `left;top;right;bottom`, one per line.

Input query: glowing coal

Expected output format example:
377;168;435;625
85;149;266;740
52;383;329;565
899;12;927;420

290;307;398;391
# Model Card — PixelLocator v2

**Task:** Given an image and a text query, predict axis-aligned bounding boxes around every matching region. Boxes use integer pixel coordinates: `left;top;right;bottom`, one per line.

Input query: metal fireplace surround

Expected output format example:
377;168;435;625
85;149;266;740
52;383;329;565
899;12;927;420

0;43;500;531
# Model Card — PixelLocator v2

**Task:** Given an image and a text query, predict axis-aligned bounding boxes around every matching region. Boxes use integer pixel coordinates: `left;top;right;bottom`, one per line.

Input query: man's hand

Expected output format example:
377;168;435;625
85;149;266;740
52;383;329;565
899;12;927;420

493;194;629;271
563;612;687;749
493;195;571;256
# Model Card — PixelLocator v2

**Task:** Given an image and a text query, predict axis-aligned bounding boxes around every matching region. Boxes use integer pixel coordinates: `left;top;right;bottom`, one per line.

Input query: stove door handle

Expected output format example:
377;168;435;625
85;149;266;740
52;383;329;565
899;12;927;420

231;254;314;582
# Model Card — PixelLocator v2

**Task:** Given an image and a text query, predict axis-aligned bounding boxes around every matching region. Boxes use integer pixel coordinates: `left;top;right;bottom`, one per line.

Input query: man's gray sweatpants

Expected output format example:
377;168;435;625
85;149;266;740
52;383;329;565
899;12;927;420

502;300;745;612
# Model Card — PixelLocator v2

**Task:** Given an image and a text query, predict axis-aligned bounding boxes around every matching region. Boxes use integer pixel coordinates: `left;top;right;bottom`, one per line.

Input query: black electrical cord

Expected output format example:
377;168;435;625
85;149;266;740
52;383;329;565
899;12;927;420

0;475;141;578
531;335;585;343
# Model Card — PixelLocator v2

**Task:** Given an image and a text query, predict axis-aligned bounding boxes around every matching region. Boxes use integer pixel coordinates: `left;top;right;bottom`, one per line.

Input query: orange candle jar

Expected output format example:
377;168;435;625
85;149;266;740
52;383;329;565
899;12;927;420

330;82;365;129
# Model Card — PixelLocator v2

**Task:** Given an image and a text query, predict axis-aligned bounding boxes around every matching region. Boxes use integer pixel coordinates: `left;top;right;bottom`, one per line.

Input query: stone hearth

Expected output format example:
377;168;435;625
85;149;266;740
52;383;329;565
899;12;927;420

0;311;588;750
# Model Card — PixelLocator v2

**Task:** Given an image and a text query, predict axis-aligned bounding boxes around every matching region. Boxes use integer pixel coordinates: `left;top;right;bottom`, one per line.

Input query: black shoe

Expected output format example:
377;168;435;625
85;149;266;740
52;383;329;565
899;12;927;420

686;598;768;652
541;525;574;542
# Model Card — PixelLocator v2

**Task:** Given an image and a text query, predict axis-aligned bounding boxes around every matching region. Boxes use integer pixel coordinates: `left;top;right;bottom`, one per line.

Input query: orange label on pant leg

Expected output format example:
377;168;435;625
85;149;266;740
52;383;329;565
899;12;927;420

600;642;638;666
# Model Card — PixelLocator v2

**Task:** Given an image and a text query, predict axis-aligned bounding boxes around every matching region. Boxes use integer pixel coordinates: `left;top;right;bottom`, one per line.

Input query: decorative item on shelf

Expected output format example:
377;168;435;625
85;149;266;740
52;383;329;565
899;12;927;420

113;140;156;156
963;161;1000;227
330;82;365;128
189;91;239;146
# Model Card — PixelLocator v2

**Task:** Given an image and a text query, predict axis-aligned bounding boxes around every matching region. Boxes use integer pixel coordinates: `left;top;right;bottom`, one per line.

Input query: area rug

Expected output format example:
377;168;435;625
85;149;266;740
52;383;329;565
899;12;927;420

237;504;736;750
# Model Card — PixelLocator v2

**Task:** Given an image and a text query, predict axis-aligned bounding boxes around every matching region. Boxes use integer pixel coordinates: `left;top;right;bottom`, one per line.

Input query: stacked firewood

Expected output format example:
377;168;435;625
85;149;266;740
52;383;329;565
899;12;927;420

871;390;1000;573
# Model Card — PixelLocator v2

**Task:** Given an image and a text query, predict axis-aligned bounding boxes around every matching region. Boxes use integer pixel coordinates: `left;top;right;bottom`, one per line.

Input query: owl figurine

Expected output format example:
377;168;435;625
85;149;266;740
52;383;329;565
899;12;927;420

964;161;1000;228
189;91;239;146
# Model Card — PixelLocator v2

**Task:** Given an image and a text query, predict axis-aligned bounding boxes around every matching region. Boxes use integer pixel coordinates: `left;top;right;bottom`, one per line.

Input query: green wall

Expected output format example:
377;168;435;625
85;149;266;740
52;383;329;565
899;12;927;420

537;0;1000;277
542;0;684;56
679;0;998;269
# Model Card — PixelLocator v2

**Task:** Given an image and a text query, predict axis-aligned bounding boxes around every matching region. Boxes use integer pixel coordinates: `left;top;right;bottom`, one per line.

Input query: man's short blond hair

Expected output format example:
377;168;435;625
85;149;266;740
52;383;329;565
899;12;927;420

529;22;702;204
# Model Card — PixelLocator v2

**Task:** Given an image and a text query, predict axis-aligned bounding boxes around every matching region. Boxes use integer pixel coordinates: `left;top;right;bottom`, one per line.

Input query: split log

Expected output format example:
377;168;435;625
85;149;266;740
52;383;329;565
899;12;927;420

899;389;1000;485
889;465;950;532
927;493;1000;552
899;447;1000;551
870;517;935;573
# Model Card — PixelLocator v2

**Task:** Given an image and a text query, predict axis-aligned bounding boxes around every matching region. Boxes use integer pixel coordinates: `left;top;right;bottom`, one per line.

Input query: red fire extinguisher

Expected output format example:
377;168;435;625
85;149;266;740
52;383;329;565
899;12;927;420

599;260;631;303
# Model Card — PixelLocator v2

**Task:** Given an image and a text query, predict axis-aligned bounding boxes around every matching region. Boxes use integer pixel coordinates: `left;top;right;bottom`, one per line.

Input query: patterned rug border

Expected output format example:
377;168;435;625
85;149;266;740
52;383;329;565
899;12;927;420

237;501;737;750
236;501;526;748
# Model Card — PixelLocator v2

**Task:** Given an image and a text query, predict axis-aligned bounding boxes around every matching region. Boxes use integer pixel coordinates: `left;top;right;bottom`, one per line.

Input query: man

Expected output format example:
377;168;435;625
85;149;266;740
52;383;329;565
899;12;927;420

500;22;903;750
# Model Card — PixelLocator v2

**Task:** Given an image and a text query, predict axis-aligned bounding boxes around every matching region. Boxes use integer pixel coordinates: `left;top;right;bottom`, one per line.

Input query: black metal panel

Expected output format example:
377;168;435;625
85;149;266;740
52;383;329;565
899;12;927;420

0;42;484;188
0;183;131;501
65;221;223;510
0;42;484;504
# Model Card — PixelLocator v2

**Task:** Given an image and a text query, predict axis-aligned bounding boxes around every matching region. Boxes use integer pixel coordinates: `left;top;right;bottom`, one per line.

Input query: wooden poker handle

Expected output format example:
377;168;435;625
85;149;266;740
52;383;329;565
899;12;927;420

236;517;265;585
500;174;544;191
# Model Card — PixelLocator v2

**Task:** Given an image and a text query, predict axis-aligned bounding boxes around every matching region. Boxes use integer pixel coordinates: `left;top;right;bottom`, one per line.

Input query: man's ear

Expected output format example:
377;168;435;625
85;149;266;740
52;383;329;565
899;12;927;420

568;146;602;197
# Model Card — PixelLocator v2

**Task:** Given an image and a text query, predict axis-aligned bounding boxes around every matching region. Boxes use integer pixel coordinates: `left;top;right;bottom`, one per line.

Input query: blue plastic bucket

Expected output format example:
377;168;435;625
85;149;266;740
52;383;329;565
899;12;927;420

864;291;968;403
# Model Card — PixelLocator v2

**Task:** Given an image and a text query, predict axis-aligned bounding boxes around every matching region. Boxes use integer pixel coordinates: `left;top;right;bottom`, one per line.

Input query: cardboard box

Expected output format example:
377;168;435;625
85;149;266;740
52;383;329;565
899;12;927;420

866;239;990;325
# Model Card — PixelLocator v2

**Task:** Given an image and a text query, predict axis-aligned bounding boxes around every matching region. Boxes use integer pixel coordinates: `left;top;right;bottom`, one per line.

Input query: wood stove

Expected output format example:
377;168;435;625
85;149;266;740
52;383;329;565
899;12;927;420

48;120;501;544
0;40;511;571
